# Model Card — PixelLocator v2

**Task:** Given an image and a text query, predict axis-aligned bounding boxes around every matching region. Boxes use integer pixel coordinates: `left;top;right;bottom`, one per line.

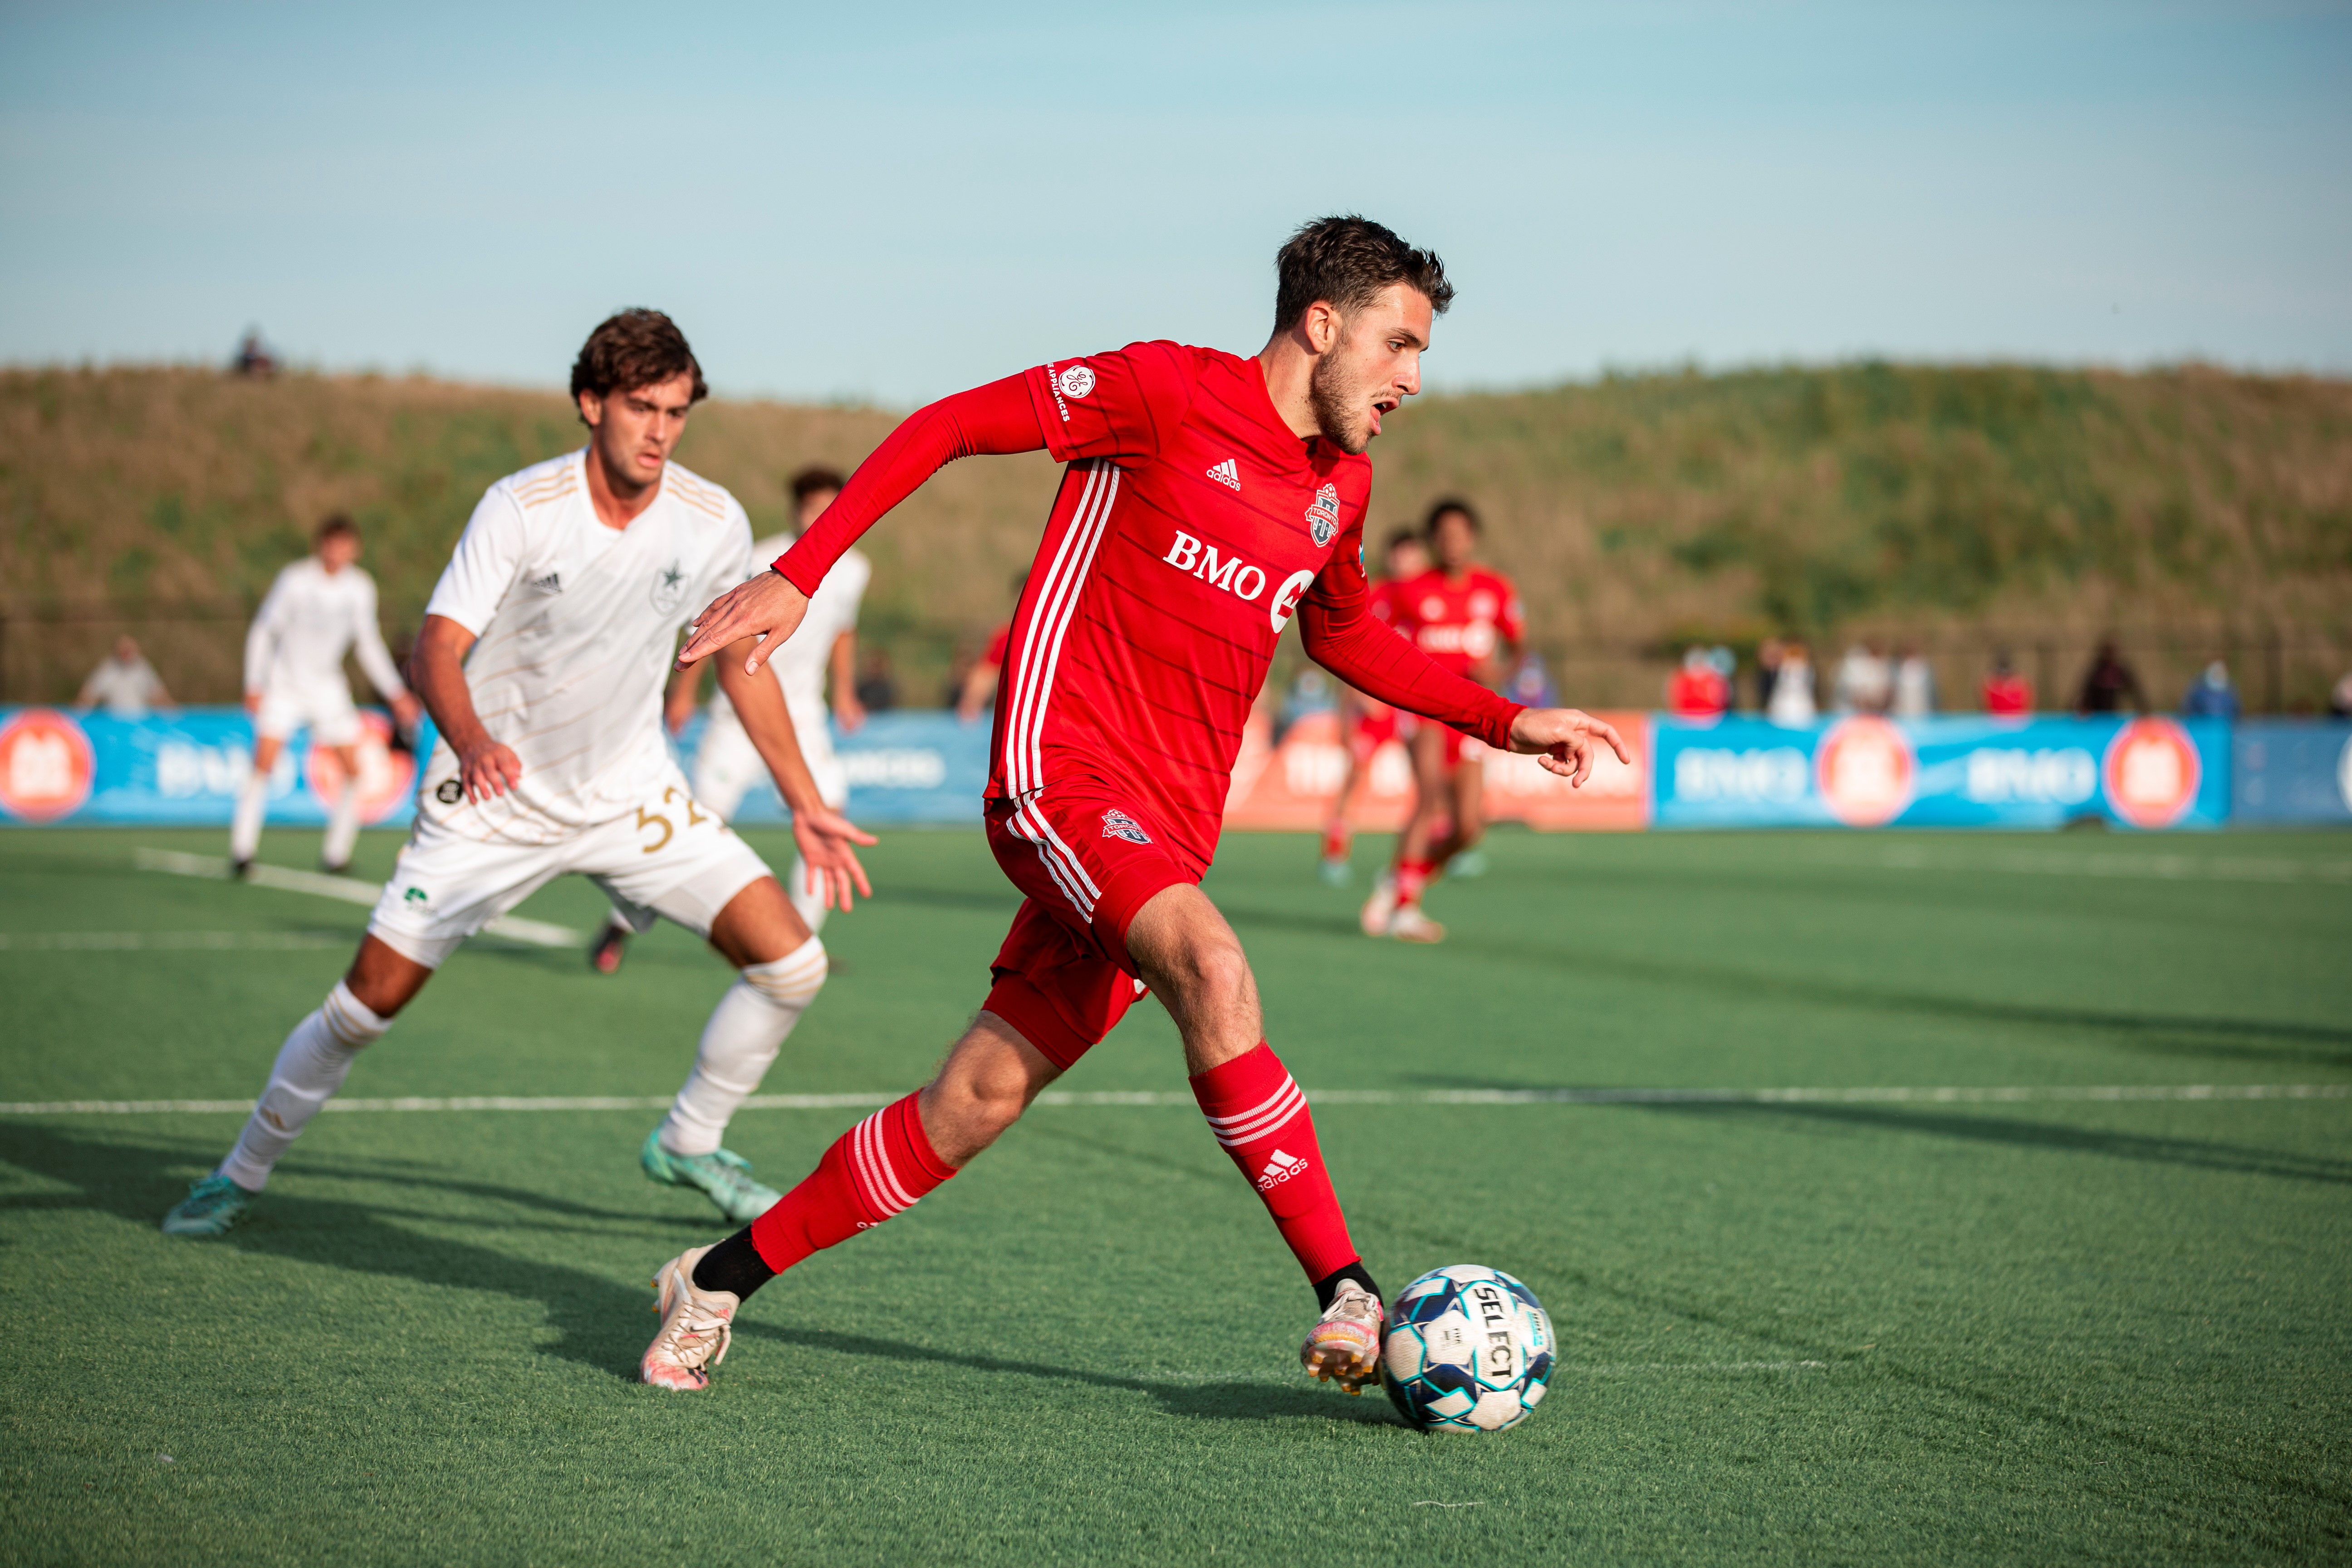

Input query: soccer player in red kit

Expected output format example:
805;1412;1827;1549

1360;500;1524;943
641;217;1627;1394
1317;526;1429;882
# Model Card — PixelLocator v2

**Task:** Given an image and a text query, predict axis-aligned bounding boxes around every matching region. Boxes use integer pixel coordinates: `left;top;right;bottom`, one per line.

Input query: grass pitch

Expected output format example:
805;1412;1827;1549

1;824;2347;1564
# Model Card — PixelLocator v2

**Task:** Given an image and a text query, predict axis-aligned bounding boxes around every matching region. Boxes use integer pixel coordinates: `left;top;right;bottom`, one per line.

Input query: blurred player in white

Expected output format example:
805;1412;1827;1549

589;466;870;974
164;311;874;1239
231;515;422;876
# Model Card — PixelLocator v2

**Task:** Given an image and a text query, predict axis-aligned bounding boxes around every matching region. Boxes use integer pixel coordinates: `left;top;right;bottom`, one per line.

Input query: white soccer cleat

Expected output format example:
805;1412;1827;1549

641;1244;739;1392
1358;875;1398;936
1386;905;1447;944
1301;1279;1385;1394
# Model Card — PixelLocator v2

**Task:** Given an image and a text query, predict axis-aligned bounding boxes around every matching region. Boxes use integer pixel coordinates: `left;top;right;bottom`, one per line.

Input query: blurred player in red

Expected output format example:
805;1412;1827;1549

1666;646;1732;717
639;216;1627;1396
1983;652;2034;716
1317;525;1430;883
1359;500;1523;943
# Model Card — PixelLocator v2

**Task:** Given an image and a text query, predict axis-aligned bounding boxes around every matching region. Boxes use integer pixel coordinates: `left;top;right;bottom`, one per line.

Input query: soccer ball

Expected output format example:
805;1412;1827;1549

1380;1264;1553;1433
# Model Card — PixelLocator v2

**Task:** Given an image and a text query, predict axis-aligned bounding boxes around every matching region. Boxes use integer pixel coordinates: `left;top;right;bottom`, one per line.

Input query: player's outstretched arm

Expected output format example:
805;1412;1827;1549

715;642;877;912
411;613;523;802
676;373;1047;674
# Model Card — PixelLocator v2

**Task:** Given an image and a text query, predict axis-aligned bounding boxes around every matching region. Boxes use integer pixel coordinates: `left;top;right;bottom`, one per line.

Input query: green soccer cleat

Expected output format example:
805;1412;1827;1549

639;1130;782;1224
162;1174;255;1237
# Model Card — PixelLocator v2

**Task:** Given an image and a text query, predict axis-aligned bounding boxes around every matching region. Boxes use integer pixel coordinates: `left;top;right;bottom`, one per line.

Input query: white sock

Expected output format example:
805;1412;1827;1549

786;852;829;936
659;936;827;1156
230;770;269;862
218;981;391;1191
323;781;361;869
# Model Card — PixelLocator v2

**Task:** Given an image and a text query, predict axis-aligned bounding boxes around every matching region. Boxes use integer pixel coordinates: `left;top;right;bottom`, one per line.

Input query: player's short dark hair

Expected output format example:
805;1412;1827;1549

1274;216;1455;333
789;466;847;504
1424;497;1480;536
316;513;359;543
1385;525;1423;552
570;309;708;415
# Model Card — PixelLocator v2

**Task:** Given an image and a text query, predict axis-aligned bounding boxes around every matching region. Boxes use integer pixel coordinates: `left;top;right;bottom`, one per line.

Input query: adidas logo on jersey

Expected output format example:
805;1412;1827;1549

1205;458;1240;492
1256;1148;1309;1191
527;572;562;595
1100;808;1152;844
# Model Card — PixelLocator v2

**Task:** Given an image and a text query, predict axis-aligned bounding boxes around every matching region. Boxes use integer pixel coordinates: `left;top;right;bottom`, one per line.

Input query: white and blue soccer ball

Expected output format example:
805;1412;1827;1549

1380;1264;1553;1433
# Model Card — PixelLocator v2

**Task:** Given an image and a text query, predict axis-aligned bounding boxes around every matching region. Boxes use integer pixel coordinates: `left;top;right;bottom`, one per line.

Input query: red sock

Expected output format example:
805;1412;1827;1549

1190;1044;1359;1283
1393;858;1435;907
749;1093;955;1273
1319;820;1350;861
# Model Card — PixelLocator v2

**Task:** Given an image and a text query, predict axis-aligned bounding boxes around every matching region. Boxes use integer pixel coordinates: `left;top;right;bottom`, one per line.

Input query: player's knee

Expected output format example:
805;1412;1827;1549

1166;932;1253;1015
741;936;827;1008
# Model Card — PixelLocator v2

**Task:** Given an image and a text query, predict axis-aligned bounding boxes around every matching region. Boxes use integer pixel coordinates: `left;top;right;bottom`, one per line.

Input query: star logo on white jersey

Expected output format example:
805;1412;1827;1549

1256;1148;1308;1191
650;561;689;615
1205;458;1240;492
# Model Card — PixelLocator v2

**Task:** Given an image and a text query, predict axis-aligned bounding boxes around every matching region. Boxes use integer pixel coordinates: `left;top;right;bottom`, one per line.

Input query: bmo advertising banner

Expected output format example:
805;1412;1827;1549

0;706;418;827
1652;714;2228;830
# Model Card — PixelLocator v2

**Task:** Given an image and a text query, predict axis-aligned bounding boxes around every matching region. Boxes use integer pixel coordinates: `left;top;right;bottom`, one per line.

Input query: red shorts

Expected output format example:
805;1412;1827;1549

1406;717;1472;768
1345;705;1398;764
981;779;1195;1071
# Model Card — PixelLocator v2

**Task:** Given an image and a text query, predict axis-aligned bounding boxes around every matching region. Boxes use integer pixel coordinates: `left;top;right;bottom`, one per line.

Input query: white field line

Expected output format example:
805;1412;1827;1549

0;1083;2341;1117
0;931;352;951
134;848;581;948
1870;847;2352;884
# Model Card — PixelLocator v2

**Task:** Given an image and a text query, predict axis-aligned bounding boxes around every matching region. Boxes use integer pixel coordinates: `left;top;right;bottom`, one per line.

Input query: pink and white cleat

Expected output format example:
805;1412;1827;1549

642;1245;739;1391
1300;1279;1385;1394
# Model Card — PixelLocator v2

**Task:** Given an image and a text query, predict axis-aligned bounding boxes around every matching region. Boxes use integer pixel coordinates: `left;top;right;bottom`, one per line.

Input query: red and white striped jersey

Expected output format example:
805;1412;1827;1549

996;342;1373;872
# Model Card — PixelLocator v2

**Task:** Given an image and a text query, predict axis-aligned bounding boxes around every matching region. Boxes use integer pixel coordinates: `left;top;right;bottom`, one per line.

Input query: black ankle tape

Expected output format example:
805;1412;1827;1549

1313;1260;1382;1313
690;1230;776;1299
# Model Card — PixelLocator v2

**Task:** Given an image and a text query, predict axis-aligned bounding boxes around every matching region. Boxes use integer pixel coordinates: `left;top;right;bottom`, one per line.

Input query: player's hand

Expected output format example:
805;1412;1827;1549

789;803;878;913
243;691;262;716
678;571;809;676
390;693;424;735
1507;707;1631;788
457;737;524;803
833;689;867;734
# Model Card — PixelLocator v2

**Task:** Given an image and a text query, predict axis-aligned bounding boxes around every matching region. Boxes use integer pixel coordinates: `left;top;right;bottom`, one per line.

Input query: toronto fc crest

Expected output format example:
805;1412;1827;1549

1306;483;1341;547
1100;808;1152;844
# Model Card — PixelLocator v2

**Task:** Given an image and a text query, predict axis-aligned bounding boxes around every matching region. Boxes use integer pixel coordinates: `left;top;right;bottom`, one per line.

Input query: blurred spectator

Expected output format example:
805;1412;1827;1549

955;569;1027;722
76;635;177;719
1891;644;1936;718
1504;649;1556;708
1832;642;1891;714
1754;637;1784;713
1767;642;1817;725
1279;667;1334;736
1982;651;2034;716
2076;639;2148;715
2181;660;2241;719
1666;645;1730;718
2331;671;2352;719
231;329;277;379
853;647;898;713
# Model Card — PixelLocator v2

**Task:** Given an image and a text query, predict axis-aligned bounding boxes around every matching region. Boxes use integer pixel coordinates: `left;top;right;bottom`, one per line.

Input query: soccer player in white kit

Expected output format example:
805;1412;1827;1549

164;310;875;1238
588;467;871;974
231;516;423;876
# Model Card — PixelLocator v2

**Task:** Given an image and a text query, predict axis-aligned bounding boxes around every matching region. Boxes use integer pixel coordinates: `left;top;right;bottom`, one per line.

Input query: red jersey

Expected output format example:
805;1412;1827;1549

1667;666;1730;717
1983;674;2034;715
1392;567;1524;678
982;622;1012;668
1000;343;1376;869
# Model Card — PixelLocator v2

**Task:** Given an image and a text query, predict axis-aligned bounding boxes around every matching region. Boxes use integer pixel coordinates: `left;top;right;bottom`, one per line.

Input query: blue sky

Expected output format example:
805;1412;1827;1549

2;1;2345;404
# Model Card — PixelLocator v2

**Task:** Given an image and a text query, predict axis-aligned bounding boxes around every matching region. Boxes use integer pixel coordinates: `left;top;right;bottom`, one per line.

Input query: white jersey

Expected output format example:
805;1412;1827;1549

244;558;407;701
708;533;870;726
418;449;753;844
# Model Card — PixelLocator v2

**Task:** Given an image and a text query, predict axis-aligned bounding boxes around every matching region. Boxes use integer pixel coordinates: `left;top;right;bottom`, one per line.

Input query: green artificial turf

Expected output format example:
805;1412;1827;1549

1;824;2347;1564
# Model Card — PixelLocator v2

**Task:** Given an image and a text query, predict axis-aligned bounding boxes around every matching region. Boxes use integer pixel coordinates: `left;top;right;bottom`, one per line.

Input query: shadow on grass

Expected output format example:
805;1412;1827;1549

1636;1100;2352;1186
0;1122;681;1378
1219;901;2352;1068
739;1320;1399;1427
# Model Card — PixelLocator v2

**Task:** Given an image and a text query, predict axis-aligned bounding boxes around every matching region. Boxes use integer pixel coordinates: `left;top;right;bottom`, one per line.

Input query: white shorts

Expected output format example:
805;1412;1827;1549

256;685;362;748
368;761;771;968
694;703;846;821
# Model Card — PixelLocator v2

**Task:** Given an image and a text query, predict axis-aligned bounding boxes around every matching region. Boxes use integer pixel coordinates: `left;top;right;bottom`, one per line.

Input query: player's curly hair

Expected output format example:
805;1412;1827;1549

1274;216;1455;333
1424;496;1481;536
789;466;848;504
570;309;708;418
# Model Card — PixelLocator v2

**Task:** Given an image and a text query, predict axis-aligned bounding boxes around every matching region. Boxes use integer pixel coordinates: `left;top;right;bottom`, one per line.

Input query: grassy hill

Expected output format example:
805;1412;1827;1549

4;363;2347;710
